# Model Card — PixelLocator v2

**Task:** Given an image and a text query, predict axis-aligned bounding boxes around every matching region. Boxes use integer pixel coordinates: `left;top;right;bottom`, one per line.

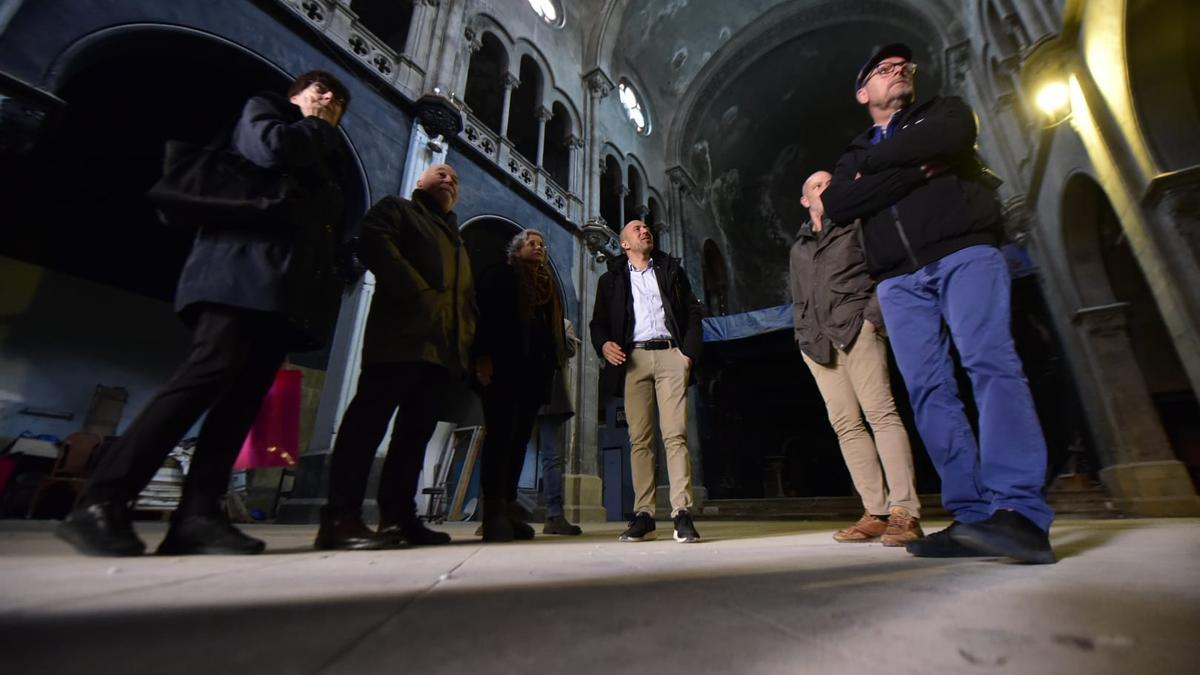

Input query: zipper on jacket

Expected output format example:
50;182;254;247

890;206;919;269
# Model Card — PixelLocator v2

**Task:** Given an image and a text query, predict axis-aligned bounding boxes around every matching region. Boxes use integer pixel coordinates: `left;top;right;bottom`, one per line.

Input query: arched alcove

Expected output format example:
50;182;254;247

508;55;542;158
600;154;622;232
543;101;571;187
624;165;646;223
464;32;508;134
1126;0;1200;171
6;26;367;308
1062;173;1200;487
350;0;415;54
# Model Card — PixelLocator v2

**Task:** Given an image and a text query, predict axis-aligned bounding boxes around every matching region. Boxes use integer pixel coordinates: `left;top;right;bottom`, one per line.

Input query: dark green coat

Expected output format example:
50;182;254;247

358;190;476;373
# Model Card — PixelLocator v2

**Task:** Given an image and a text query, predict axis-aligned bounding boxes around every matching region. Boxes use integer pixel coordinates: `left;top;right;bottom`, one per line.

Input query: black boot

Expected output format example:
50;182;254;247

507;501;535;540
542;515;583;535
481;498;514;542
314;508;391;551
157;510;265;555
56;502;146;557
379;514;451;546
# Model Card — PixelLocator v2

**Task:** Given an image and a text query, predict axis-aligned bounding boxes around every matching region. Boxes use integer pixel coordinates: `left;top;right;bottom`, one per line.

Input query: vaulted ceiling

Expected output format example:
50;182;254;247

599;0;957;306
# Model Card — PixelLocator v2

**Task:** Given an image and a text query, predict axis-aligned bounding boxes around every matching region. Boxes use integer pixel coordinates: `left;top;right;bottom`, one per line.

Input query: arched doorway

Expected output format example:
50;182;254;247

459;217;572;518
1062;174;1200;491
1126;0;1200;171
5;25;368;361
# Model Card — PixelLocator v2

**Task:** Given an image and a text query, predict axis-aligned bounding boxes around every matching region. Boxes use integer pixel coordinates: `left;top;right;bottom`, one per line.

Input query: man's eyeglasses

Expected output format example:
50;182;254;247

864;61;917;85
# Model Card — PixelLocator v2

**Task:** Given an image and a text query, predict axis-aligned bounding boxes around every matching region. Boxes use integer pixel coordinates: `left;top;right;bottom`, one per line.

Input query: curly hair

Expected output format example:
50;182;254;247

506;229;546;263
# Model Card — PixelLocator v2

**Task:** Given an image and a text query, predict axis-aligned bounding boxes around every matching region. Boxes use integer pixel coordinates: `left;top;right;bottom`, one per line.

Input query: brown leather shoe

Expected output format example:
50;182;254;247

833;512;888;542
880;506;924;547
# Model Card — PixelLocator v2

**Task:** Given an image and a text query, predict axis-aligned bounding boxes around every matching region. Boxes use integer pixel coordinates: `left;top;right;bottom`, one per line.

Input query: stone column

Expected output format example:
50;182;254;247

1072;303;1200;516
533;105;552;167
566;134;584;196
1142;168;1200;401
498;73;519;139
277;118;450;524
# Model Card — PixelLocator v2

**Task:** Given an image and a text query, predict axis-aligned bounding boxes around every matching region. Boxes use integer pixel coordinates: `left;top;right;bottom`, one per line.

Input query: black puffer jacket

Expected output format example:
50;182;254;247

173;91;347;349
589;251;705;397
821;96;1004;281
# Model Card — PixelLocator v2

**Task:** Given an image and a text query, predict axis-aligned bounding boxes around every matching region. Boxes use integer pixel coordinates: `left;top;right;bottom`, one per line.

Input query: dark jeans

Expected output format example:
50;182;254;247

85;305;289;513
325;361;450;522
479;377;547;502
877;245;1054;531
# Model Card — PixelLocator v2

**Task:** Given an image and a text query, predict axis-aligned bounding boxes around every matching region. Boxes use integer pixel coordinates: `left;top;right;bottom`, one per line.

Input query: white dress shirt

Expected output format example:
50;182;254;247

629;260;671;342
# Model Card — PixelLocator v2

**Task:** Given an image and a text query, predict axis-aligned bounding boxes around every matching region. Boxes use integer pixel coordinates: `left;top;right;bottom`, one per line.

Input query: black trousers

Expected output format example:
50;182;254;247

325;361;450;522
479;375;548;502
85;305;289;512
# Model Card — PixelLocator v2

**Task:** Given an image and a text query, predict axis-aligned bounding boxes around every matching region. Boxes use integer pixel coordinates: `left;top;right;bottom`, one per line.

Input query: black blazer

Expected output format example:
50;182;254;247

589;250;705;397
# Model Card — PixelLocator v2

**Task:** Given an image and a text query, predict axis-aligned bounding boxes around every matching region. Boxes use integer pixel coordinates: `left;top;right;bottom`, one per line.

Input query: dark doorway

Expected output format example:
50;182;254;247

2;27;366;369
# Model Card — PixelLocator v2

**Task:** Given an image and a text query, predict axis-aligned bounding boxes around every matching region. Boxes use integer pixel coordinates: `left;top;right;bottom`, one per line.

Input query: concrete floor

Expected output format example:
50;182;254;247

1;518;1198;675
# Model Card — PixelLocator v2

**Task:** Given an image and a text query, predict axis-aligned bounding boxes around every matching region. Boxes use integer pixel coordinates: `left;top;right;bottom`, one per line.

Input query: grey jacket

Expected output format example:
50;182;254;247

788;216;884;365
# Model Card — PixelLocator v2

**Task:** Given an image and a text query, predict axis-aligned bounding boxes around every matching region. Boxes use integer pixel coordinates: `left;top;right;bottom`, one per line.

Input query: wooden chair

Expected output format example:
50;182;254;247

26;431;103;518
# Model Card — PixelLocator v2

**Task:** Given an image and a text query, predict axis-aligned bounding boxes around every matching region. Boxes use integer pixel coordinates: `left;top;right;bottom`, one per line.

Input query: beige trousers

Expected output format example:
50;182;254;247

624;346;693;517
802;321;920;516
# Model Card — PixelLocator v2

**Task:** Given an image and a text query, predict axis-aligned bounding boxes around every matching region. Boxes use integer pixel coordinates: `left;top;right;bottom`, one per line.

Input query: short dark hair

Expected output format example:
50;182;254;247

288;70;351;107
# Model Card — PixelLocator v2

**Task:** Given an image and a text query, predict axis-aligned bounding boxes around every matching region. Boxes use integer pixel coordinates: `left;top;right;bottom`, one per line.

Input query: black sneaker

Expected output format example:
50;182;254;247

618;512;657;542
949;509;1057;564
672;510;701;543
157;512;265;555
905;522;995;558
56;502;146;557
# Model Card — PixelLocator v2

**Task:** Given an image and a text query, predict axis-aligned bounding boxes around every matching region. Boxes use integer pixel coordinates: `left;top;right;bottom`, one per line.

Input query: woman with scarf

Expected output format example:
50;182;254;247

473;229;579;541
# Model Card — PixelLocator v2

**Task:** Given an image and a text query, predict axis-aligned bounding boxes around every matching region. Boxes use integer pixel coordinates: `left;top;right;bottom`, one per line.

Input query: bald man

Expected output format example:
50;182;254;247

316;163;476;550
789;170;922;546
590;220;705;543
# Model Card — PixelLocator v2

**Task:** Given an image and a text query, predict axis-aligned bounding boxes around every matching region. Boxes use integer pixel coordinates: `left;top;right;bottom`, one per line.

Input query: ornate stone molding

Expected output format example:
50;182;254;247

666;165;699;196
584;68;614;99
535;105;553;122
503;73;521;90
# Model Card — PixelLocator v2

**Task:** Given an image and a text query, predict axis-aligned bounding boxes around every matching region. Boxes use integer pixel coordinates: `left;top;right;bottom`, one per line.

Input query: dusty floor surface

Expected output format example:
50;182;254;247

1;518;1198;674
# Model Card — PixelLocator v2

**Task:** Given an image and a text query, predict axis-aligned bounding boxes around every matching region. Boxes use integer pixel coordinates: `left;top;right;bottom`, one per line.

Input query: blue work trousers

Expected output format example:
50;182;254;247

877;245;1053;531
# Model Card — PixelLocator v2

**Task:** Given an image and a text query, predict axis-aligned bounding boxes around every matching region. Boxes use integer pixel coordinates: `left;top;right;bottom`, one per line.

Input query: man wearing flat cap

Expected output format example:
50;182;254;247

822;43;1056;564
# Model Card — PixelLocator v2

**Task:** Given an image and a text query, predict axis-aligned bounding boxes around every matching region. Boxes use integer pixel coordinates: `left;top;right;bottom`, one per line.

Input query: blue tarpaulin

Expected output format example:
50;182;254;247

701;243;1036;343
702;304;792;342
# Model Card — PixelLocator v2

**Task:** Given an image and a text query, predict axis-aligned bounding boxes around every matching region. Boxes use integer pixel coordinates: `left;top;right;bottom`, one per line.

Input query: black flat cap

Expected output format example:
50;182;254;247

855;43;913;91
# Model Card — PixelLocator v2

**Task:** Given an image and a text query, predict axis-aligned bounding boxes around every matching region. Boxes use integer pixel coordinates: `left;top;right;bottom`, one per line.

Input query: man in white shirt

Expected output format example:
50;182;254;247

590;220;706;543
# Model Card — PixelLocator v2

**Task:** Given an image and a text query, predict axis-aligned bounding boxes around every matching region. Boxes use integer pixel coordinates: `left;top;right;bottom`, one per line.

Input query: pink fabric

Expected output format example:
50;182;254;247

234;369;302;469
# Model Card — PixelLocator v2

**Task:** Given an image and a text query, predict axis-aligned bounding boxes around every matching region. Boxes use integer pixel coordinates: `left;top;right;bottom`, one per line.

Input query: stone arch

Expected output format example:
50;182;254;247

543;100;573;189
509;54;544;158
464;30;510;134
22;23;369;306
512;39;558;104
348;0;415;55
459;215;567;311
1061;172;1200;493
599;153;623;231
624;164;645;222
665;0;958;171
1126;0;1200;171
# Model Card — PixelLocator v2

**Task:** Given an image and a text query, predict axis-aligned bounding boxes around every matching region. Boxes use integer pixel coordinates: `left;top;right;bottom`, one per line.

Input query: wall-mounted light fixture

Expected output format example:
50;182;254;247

1034;80;1072;126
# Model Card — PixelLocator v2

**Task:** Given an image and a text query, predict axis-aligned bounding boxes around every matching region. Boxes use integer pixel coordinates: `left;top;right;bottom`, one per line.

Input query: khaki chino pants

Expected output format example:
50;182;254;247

624;346;693;517
802;321;920;516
